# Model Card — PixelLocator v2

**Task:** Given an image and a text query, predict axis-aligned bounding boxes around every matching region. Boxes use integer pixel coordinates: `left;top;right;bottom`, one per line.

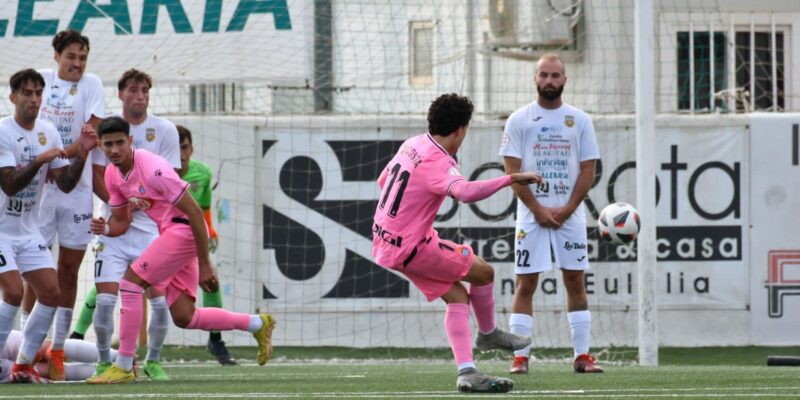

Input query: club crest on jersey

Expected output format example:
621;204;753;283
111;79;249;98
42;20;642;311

456;245;470;257
37;132;46;145
69;84;78;96
138;183;146;194
564;115;575;128
146;128;156;142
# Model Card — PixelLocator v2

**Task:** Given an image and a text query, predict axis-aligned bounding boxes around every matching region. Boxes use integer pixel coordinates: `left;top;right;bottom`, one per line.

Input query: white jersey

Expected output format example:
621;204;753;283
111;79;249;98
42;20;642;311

0;117;69;240
97;113;180;233
38;69;105;192
499;101;600;224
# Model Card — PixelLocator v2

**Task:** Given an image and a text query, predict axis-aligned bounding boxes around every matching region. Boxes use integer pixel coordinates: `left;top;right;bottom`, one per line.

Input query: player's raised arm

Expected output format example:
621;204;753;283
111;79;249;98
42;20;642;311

0;148;64;196
50;123;96;193
448;172;541;203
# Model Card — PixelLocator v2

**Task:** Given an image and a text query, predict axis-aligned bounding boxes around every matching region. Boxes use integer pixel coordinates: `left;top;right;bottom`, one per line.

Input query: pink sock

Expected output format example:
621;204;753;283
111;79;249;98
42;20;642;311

118;280;144;358
186;307;250;331
469;282;496;334
444;303;473;366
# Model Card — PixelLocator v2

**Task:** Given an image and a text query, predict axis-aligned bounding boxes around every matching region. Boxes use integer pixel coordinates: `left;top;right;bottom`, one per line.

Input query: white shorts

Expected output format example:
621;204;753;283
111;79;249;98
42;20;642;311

38;185;94;249
0;235;55;275
93;229;158;284
514;215;590;275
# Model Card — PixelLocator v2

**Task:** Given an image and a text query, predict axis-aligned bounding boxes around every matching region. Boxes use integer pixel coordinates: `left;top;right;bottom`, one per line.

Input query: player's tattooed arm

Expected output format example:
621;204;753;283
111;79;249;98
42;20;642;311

51;123;98;193
0;147;66;196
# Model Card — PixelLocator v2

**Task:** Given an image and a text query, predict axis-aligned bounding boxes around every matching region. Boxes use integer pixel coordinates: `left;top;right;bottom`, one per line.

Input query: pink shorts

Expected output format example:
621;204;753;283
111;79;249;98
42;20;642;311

131;225;198;306
392;230;474;302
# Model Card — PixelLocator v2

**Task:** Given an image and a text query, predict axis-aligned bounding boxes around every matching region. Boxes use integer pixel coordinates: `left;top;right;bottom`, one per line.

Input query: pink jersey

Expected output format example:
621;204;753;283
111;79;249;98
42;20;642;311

372;133;465;267
105;149;190;233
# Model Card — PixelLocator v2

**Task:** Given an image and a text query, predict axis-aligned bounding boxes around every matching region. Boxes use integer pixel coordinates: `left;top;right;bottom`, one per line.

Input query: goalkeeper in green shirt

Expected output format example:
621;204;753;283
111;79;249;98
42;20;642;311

176;125;235;365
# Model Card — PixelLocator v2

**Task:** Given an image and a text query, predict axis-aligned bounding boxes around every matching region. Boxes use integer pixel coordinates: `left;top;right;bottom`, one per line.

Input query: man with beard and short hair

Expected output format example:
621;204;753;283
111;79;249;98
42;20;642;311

498;54;603;375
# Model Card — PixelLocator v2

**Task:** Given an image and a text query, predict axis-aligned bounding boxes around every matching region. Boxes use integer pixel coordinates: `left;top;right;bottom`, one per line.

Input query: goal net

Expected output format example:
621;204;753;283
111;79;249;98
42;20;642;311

0;0;756;363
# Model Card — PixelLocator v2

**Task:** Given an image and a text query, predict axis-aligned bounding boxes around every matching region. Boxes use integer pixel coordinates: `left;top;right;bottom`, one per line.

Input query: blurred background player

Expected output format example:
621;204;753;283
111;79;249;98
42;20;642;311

499;54;603;374
27;29;106;381
0;69;95;383
70;69;180;381
87;117;274;384
176;125;234;365
0;329;118;382
371;93;541;393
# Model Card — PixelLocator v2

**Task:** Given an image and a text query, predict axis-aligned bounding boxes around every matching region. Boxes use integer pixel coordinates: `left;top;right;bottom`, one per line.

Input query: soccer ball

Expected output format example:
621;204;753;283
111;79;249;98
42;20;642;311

598;202;641;245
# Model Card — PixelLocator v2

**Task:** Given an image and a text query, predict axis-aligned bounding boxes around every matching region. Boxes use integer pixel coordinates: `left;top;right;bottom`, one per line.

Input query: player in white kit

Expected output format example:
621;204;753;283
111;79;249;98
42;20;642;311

0;330;118;383
0;69;96;383
499;54;603;374
85;69;181;381
29;30;106;380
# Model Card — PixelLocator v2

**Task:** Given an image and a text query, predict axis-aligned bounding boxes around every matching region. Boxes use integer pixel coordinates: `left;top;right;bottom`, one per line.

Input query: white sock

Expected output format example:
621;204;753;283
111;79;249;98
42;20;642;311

93;294;117;363
16;303;56;364
51;307;73;350
64;337;100;363
457;362;476;372
247;315;263;333
0;301;19;353
146;296;170;361
18;311;28;331
568;310;591;358
116;354;134;371
509;313;533;358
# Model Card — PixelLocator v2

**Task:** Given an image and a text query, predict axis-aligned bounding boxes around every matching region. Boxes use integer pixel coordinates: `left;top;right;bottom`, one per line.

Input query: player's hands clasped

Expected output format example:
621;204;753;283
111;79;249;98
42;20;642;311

511;171;543;185
532;206;562;229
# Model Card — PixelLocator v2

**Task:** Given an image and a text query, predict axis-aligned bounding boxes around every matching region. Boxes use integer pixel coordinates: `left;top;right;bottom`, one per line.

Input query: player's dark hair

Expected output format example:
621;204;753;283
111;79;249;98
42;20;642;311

52;29;90;54
98;116;130;138
9;69;45;93
118;69;153;91
177;125;193;145
427;93;474;136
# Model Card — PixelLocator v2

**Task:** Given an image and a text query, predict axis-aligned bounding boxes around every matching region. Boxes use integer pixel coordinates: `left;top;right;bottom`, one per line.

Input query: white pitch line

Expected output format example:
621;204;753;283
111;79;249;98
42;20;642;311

0;388;798;399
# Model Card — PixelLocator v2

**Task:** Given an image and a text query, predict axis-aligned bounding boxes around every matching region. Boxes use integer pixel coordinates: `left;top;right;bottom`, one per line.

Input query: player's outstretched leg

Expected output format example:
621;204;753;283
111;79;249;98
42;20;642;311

176;295;275;366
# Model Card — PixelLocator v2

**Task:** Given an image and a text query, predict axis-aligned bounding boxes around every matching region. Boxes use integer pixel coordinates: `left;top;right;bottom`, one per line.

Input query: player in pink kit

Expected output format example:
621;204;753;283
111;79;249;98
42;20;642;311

373;94;542;393
86;117;275;384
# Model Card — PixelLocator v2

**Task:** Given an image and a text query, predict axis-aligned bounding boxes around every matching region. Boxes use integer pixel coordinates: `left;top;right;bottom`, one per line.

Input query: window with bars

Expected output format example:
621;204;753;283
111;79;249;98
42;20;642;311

676;29;785;113
677;31;727;111
735;31;784;112
189;83;242;114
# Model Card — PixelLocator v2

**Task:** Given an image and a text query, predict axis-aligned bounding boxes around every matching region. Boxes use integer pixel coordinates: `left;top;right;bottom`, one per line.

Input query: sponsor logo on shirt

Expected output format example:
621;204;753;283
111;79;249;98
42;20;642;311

516;229;527;242
448;167;460;176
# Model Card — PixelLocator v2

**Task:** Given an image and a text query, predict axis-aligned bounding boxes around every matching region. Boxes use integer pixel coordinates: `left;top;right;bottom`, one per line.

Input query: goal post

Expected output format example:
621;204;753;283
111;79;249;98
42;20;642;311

635;0;659;367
